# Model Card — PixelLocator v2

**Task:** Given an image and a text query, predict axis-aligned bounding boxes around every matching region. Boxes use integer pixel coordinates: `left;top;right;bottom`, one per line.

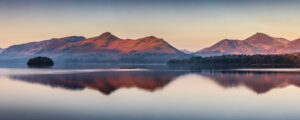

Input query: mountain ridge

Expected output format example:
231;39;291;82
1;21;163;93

3;32;300;60
1;36;86;57
196;32;300;56
0;32;185;63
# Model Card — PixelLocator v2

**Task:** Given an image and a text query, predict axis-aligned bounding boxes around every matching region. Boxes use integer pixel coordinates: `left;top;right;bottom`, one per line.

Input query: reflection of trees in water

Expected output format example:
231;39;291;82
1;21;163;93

10;71;186;95
201;71;300;94
9;70;300;95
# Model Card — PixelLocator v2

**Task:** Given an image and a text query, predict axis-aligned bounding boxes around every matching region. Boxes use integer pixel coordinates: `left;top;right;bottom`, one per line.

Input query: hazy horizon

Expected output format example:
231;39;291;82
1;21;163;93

2;0;300;51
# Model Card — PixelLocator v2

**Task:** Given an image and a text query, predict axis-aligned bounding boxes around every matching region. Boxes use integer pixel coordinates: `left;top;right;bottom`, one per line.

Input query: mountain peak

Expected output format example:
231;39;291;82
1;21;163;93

246;32;272;41
100;32;112;36
244;32;289;50
244;32;276;47
143;36;160;40
255;32;269;36
95;32;120;41
98;32;117;37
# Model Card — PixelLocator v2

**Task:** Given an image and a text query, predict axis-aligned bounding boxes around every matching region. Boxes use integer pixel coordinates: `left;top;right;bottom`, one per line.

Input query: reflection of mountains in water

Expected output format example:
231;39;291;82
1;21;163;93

201;71;300;94
10;71;186;95
9;70;300;95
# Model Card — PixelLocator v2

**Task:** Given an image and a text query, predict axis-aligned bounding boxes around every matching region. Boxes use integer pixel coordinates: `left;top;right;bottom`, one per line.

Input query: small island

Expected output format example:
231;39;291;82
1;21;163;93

27;56;54;67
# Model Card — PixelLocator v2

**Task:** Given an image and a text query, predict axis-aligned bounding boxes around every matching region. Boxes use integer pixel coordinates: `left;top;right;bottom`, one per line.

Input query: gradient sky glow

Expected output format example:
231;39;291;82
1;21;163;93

1;0;300;51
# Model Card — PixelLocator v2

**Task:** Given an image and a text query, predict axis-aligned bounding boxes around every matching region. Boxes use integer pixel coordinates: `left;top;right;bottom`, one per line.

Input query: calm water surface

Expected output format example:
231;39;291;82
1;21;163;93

1;67;300;120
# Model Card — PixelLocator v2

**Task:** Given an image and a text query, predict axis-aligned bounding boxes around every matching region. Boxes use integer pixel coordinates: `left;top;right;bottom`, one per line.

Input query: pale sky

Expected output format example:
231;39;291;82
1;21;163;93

1;0;300;51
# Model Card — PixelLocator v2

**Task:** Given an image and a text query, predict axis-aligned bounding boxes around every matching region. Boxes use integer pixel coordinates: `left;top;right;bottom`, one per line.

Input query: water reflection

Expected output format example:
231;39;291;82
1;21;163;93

10;71;186;95
2;69;300;120
8;69;300;95
201;71;300;94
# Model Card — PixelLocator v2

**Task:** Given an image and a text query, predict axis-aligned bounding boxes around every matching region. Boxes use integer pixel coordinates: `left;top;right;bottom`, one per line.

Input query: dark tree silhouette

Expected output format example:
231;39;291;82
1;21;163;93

27;56;54;67
168;53;300;68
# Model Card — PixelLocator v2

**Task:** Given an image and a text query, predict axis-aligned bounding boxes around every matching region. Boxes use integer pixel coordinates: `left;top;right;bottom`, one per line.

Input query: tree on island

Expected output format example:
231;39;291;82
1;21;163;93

27;56;54;67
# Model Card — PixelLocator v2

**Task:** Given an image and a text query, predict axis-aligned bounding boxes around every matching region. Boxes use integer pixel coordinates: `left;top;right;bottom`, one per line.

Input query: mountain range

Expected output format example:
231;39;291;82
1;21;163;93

2;32;300;63
1;32;184;63
196;32;300;56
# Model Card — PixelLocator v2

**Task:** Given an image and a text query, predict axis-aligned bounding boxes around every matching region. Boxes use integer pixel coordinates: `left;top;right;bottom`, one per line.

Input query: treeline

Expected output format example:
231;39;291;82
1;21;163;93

168;54;300;68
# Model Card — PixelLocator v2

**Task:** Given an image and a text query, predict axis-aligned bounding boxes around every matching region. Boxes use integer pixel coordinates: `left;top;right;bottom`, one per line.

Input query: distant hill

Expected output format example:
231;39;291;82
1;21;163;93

196;32;300;56
0;32;185;63
1;36;86;57
180;49;194;54
0;48;4;54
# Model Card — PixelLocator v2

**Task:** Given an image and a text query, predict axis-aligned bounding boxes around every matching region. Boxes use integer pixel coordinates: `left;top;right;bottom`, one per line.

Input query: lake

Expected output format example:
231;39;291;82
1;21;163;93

1;67;300;120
